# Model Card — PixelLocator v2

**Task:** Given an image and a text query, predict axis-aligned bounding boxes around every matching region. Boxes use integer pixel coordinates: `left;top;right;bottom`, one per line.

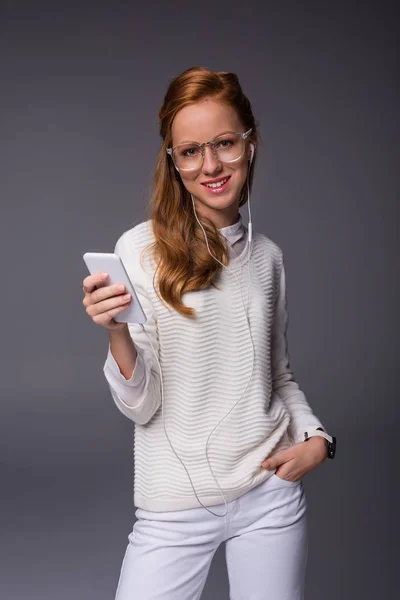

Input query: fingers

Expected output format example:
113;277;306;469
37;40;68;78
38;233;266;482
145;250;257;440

82;273;126;317
91;300;131;326
82;273;126;308
82;272;131;331
82;272;108;294
261;449;294;469
85;290;131;317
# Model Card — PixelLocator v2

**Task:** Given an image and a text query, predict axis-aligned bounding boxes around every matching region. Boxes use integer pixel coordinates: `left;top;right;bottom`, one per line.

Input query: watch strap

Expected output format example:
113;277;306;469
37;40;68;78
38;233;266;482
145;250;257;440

304;427;336;459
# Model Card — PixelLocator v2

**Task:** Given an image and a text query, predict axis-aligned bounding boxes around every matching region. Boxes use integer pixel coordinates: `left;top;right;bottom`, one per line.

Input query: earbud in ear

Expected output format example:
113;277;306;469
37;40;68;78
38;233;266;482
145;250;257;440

249;143;255;164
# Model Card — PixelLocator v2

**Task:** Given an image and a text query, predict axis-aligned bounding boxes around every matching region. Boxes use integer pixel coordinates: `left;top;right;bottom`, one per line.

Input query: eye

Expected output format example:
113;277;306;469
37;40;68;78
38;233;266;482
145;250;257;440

182;147;200;157
216;138;234;149
177;145;201;158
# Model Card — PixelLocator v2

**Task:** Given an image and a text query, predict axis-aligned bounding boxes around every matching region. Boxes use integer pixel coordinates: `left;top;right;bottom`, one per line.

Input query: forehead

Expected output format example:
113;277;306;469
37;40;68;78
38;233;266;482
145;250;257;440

171;99;242;145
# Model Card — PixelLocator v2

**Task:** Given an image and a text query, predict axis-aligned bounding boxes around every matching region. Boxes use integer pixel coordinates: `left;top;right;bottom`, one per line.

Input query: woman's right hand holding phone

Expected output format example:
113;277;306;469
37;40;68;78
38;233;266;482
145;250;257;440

82;272;132;331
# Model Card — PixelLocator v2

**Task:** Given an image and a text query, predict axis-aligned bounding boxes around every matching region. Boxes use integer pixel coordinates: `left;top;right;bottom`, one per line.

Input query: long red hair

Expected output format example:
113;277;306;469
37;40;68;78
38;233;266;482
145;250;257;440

142;66;259;317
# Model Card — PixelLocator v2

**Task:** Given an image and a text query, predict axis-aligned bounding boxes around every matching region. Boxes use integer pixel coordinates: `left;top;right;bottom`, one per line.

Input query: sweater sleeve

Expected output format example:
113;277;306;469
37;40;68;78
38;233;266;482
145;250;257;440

103;231;161;425
271;256;324;444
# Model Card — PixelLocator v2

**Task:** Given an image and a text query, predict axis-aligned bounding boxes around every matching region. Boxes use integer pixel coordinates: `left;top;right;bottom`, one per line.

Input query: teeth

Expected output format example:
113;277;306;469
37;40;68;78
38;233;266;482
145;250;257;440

205;177;228;188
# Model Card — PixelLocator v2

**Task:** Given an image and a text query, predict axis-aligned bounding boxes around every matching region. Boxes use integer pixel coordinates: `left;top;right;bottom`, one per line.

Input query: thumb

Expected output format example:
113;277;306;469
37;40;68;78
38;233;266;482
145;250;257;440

261;450;288;469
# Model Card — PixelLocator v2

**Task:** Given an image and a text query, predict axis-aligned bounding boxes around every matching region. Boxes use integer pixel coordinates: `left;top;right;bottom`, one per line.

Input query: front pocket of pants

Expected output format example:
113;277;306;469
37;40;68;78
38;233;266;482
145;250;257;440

271;473;301;486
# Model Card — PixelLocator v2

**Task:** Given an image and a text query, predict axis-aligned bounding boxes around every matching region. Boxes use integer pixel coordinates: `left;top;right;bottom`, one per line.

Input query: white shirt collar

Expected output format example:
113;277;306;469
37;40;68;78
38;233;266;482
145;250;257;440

218;213;245;246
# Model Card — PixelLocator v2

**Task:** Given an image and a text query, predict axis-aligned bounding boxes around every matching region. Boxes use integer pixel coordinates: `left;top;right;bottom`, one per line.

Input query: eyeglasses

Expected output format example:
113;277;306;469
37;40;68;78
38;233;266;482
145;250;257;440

166;128;252;171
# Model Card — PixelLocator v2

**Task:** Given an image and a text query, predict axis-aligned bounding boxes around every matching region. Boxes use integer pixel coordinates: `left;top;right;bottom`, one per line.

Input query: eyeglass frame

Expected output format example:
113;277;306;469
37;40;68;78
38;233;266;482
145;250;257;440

166;128;253;171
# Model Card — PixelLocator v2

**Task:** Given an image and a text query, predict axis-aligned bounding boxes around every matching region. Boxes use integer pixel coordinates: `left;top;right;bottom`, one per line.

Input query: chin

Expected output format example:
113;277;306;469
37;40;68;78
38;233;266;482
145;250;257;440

197;194;237;213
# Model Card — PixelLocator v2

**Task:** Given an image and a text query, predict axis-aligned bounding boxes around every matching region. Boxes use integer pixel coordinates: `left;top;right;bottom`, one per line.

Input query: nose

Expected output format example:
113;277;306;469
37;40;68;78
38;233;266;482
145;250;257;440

202;144;222;175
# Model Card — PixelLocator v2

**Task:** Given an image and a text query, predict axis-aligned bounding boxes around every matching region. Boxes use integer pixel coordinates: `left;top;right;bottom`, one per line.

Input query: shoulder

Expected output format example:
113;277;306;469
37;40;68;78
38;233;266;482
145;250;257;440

253;231;283;264
116;219;155;252
113;219;156;277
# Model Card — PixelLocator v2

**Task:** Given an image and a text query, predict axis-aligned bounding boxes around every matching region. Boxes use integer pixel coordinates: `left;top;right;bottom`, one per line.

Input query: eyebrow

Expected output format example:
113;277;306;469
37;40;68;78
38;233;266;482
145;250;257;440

175;130;236;145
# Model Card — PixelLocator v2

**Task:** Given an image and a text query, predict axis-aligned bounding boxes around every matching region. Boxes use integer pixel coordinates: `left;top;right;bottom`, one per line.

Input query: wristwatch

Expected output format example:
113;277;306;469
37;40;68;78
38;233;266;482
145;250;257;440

304;427;336;459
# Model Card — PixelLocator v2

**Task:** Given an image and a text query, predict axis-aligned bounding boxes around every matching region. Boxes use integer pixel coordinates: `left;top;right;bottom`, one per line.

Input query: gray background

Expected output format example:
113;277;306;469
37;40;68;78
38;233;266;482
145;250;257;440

1;1;398;598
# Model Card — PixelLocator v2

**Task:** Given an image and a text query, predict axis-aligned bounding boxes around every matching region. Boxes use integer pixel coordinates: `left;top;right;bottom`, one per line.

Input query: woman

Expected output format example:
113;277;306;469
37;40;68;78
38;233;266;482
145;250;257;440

82;66;336;600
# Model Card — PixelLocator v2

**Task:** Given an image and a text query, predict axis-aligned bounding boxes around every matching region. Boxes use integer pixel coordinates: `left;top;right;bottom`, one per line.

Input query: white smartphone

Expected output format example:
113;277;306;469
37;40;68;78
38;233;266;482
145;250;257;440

83;252;147;325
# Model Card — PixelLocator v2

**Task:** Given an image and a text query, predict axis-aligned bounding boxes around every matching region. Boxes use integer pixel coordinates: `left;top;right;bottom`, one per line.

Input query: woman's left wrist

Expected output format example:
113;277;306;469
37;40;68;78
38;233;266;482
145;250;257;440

307;435;328;460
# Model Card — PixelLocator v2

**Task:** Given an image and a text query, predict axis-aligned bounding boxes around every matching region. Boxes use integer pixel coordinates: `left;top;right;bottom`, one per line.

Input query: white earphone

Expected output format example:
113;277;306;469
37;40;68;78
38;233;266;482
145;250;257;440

249;142;255;164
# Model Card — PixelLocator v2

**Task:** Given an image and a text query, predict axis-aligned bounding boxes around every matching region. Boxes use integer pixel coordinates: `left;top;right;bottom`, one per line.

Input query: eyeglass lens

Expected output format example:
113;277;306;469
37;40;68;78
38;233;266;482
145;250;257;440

173;133;245;170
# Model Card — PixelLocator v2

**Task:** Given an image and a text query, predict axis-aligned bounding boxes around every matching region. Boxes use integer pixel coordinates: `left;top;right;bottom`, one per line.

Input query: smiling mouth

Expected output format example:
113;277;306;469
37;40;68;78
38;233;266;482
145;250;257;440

201;176;231;189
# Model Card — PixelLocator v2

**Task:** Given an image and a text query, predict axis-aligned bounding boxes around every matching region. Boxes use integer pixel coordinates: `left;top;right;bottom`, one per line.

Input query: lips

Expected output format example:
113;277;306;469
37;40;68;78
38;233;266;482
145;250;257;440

201;175;231;194
201;175;231;185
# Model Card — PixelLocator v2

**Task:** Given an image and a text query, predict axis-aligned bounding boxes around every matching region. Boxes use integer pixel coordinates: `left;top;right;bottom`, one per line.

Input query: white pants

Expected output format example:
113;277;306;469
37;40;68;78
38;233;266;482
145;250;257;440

115;473;308;599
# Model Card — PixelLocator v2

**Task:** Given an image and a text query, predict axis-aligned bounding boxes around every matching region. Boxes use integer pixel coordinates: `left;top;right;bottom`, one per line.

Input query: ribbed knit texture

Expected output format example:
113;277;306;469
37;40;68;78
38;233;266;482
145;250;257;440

103;218;324;511
104;214;248;405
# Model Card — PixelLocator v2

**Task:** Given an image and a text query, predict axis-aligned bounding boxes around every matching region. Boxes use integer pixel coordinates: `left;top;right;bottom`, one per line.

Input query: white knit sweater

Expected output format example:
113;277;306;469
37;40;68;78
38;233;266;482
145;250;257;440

103;215;324;512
